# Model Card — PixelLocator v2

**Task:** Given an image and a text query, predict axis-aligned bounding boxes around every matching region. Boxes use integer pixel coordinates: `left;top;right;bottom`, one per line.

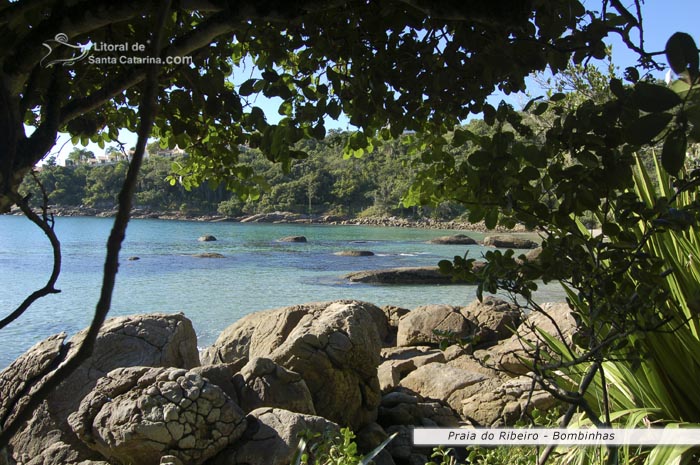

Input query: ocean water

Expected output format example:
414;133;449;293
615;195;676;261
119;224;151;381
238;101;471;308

0;215;564;368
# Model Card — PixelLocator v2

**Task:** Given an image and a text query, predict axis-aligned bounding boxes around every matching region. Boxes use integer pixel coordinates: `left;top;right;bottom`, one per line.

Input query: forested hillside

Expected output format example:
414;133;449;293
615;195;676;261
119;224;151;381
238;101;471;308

21;129;468;220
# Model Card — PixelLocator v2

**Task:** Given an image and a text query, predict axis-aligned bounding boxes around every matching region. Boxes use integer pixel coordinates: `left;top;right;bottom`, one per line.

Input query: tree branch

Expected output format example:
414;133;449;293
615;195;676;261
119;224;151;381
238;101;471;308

0;0;170;447
0;191;61;331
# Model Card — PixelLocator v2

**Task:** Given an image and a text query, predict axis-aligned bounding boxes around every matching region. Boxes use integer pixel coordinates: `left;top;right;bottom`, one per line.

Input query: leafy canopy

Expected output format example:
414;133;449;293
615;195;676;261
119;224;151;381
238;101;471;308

1;0;637;211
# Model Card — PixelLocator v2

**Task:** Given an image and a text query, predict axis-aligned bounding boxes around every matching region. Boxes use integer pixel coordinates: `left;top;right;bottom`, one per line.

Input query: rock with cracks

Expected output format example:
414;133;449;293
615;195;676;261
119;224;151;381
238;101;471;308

69;366;247;465
211;408;339;465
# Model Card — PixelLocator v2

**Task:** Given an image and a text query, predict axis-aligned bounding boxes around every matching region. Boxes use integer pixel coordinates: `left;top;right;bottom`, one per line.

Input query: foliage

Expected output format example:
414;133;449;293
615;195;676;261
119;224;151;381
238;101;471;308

21;134;456;218
0;0;646;213
291;428;397;465
429;28;700;465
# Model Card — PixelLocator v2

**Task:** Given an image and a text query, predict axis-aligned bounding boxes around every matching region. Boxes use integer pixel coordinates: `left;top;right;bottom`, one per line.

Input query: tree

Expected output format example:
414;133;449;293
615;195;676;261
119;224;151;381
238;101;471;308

0;0;658;452
66;147;95;165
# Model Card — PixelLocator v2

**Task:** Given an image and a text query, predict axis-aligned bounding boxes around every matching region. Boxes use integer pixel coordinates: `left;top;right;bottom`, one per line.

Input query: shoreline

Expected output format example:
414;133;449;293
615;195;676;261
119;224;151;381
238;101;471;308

6;206;530;233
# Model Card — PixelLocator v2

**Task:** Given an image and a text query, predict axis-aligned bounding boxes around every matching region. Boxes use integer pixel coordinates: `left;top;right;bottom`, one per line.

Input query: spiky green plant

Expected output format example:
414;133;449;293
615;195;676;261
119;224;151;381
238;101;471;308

541;154;700;465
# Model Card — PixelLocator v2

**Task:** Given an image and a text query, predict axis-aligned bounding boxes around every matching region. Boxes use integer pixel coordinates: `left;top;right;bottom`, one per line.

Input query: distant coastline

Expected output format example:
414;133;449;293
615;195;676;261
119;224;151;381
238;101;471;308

10;206;528;233
6;206;529;233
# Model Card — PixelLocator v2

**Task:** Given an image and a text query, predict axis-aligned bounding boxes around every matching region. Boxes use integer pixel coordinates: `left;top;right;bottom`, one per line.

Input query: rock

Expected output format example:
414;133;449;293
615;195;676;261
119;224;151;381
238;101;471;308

396;305;474;347
333;250;375;256
240;211;306;223
198;235;217;242
461;297;522;346
344;267;453;285
519;246;543;264
456;376;557;426
69;366;247;465
191;361;248;404
399;363;488;408
345;263;485;285
380;306;410;346
267;301;383;430
356;423;396;465
378;362;401;393
384;425;412;460
447;355;502;378
202;302;337;365
193;252;225;258
277;235;307;243
380;346;446;377
496;302;577;375
483;235;539;249
232;357;315;415
211;408;338;465
427;234;477;245
204;301;386;430
381;306;410;330
2;313;199;465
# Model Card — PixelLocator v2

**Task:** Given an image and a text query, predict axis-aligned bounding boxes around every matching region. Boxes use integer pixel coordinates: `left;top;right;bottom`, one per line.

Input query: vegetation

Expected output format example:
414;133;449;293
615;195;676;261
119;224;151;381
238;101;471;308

435;33;700;465
21;133;443;218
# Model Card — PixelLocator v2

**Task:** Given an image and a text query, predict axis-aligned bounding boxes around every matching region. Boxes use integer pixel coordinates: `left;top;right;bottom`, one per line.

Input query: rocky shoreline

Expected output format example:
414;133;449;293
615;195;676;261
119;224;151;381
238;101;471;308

0;298;574;465
6;207;529;233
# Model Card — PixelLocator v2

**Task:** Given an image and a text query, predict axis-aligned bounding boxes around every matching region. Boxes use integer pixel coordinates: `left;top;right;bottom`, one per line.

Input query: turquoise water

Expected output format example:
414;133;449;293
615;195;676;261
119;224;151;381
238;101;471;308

0;215;563;367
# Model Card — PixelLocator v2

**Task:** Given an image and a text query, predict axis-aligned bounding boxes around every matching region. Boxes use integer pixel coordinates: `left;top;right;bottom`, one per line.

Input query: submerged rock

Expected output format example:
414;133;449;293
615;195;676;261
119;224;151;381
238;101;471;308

277;235;307;243
193;252;225;258
334;250;375;256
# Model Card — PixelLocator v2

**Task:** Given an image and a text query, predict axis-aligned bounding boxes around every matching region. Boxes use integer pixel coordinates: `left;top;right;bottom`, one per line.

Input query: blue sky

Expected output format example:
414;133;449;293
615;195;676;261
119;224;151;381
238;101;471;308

46;1;700;163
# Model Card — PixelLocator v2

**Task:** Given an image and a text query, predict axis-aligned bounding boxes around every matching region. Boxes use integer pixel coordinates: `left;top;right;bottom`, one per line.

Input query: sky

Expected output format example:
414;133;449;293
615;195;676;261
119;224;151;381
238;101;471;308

45;0;700;164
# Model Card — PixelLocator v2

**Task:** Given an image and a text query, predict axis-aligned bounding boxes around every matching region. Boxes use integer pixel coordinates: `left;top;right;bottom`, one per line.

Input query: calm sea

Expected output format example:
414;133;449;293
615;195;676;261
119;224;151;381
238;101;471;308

0;215;564;367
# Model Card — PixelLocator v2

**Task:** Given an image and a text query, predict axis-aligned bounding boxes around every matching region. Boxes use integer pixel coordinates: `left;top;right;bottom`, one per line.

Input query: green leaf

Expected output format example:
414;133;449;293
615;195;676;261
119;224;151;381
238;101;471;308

625;112;673;145
633;82;682;113
468;150;491;167
483;104;496;126
523;96;543;112
665;32;699;78
661;128;687;175
484;208;499;229
602;222;621;237
238;79;257;96
531;102;549;116
549;92;566;102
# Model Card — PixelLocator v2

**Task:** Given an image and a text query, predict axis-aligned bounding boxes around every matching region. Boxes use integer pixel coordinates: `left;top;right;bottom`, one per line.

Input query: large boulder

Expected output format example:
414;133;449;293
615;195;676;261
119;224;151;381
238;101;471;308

69;366;247;465
1;313;200;465
399;363;488;409
396;305;474;347
378;389;462;428
232;357;315;415
201;302;328;365
204;301;386;430
211;408;339;465
496;302;577;375
455;376;557;426
267;301;383;429
461;297;522;346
